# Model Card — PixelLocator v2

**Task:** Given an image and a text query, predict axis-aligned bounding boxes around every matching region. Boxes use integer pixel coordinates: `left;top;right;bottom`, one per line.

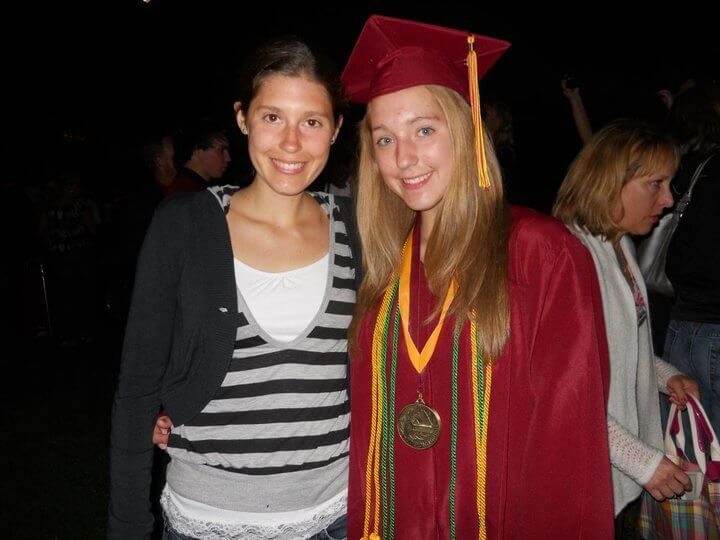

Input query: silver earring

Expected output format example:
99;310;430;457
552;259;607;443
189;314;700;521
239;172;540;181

330;137;336;144
241;126;248;135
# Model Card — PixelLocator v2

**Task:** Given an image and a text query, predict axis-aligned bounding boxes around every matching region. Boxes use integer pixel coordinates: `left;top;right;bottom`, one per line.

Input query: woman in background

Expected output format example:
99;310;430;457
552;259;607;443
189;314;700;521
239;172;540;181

664;83;720;431
553;119;699;536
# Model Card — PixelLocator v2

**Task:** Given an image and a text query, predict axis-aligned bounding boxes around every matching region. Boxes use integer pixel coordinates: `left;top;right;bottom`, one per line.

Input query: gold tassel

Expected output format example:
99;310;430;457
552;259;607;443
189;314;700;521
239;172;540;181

467;35;490;190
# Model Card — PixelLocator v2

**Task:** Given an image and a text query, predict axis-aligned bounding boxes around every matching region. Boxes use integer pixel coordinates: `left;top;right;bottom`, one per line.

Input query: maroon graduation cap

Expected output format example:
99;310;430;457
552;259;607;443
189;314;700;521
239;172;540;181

342;15;510;189
342;14;511;105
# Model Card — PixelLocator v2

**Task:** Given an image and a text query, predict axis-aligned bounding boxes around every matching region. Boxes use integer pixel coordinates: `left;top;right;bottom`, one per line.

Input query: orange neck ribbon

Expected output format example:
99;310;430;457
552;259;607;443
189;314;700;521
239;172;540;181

398;226;457;374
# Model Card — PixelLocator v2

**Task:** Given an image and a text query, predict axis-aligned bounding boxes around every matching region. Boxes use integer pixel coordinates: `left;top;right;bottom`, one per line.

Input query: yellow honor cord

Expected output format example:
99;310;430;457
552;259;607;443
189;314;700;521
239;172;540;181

363;283;396;540
471;318;491;540
398;229;457;374
479;363;492;540
470;319;483;539
467;34;490;190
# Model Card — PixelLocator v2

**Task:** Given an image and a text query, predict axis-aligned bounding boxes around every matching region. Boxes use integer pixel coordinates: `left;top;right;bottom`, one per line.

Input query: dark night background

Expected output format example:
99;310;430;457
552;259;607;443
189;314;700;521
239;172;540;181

8;1;719;209
1;1;718;538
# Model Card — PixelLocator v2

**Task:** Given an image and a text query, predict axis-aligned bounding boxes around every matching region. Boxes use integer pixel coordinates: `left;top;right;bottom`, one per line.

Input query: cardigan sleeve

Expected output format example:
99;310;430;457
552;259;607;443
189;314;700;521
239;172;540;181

655;357;683;394
108;200;187;539
607;415;664;487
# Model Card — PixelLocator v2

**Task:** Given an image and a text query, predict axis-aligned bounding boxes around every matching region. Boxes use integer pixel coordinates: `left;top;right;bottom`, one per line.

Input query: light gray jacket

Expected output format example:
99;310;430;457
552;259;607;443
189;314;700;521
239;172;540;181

570;228;681;515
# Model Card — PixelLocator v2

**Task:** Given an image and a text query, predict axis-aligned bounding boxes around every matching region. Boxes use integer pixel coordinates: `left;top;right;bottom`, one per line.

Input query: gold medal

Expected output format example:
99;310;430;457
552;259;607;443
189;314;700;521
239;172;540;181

397;394;441;449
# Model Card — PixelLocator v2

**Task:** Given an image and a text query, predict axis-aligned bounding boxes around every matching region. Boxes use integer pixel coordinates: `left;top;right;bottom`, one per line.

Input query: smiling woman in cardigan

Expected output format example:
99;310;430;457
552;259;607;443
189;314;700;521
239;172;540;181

108;39;358;540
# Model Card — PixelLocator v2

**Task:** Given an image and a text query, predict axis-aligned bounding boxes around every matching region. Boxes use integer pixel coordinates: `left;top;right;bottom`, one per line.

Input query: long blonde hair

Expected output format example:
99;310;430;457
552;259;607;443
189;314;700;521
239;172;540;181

553;119;679;241
349;85;510;360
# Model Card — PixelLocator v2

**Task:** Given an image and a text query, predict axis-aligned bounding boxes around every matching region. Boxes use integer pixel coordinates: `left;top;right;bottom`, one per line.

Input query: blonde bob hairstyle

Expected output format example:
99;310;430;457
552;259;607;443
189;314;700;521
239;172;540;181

349;84;511;361
553;119;679;241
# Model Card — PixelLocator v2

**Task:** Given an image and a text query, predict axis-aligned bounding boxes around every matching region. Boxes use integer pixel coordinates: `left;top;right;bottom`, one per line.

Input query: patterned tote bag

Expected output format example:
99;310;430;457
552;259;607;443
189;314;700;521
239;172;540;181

639;395;720;539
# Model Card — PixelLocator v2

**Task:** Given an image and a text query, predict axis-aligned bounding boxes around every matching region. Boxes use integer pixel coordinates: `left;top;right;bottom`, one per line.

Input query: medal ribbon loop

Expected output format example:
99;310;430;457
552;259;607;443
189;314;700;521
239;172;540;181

398;226;457;374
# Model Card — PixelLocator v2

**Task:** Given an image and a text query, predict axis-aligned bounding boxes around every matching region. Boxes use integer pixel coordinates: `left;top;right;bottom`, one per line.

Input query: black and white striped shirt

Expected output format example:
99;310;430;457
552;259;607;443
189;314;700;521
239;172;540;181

167;188;355;479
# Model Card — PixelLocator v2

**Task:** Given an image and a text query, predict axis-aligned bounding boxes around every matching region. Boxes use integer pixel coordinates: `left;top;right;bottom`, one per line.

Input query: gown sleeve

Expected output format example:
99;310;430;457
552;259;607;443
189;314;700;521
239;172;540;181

516;235;614;537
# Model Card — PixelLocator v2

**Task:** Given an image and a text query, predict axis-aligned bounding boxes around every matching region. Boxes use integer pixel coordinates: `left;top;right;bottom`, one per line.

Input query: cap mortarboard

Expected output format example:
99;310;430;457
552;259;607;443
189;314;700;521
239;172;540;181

343;15;510;190
342;15;510;104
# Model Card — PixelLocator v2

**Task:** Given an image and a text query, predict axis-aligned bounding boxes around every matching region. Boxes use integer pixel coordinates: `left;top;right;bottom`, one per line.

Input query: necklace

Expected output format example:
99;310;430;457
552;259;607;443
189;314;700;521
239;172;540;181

396;226;455;449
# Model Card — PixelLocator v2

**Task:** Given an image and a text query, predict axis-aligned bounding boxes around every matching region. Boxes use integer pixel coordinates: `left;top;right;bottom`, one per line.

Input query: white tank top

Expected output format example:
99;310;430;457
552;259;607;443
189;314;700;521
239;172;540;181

233;254;329;342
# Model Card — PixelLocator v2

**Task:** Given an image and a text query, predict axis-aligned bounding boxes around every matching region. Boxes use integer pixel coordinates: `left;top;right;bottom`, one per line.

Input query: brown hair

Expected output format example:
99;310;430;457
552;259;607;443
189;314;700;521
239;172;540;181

349;85;511;360
236;38;347;124
553;119;679;241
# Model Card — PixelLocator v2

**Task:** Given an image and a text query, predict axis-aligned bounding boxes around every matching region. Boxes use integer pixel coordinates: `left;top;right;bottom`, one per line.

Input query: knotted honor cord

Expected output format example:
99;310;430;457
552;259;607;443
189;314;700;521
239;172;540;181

362;297;492;539
362;280;398;540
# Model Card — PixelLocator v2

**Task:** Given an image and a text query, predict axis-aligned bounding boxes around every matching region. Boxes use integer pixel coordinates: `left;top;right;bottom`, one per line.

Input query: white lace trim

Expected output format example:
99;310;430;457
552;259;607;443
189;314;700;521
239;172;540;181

607;415;664;486
161;488;346;540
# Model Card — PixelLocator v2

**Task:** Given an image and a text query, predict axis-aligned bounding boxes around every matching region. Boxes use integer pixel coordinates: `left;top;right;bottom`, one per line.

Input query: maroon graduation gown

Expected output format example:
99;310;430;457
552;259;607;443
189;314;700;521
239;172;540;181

348;207;614;539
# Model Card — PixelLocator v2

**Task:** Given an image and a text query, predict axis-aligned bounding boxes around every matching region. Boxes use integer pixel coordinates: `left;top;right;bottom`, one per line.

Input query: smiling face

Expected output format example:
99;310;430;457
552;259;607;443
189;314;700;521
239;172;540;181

613;165;675;236
367;85;454;224
237;74;341;197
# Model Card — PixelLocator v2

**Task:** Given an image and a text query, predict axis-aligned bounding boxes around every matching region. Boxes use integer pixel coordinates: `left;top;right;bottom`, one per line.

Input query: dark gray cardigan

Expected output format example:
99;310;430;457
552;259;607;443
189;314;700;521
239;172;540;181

107;189;361;539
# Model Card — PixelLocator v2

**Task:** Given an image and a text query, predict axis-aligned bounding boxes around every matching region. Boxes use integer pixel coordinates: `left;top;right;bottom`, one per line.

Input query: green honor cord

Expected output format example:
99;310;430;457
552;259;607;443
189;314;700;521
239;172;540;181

380;282;398;540
378;282;464;540
449;327;460;538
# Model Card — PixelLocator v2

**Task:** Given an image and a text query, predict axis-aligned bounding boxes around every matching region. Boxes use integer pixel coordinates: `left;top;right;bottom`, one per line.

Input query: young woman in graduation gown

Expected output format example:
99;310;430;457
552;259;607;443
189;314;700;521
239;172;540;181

342;15;614;539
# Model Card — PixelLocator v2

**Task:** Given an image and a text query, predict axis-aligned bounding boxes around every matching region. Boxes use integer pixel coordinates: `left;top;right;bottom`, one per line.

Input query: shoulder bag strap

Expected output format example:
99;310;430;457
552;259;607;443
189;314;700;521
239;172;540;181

675;154;714;218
